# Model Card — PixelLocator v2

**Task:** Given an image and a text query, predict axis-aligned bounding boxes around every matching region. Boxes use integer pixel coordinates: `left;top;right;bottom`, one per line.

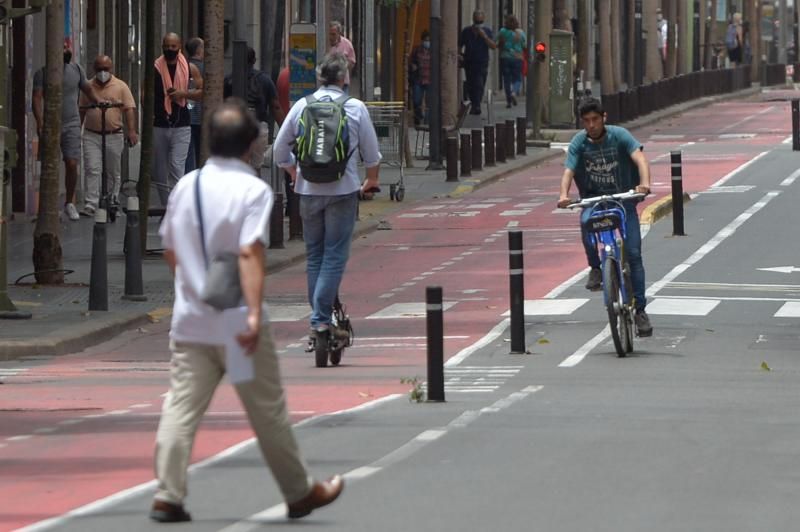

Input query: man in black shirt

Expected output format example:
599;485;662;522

153;33;203;207
459;10;497;115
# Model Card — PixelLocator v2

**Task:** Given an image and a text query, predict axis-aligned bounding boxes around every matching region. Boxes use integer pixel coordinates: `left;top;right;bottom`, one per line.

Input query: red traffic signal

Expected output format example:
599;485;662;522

534;41;547;62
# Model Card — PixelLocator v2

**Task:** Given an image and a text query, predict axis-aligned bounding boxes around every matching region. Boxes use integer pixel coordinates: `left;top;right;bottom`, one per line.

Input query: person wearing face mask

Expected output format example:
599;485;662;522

459;10;497;115
79;55;138;215
409;30;432;126
153;32;203;208
33;42;101;221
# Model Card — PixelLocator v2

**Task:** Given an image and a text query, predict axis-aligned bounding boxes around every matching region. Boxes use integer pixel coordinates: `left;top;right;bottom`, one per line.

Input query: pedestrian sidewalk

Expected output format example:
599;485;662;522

0;85;766;360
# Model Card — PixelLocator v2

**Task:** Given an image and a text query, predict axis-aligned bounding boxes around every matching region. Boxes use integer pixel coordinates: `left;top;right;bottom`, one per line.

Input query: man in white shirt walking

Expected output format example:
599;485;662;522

273;53;381;365
152;99;343;523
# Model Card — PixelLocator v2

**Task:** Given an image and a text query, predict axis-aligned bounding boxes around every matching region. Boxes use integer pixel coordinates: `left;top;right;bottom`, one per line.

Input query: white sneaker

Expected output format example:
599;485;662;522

64;203;80;221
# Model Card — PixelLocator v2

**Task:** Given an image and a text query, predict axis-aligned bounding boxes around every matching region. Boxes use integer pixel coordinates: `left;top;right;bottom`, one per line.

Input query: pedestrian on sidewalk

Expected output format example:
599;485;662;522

79;55;138;216
152;32;203;208
272;53;381;360
557;97;653;337
409;30;432;127
497;14;526;108
184;37;204;174
459;9;497;115
151;99;343;523
33;42;101;221
327;21;356;93
725;13;745;66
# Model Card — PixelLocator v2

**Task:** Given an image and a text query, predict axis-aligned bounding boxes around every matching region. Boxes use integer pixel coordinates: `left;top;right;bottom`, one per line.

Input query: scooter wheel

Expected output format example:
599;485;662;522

395;186;405;202
329;348;343;366
314;333;329;368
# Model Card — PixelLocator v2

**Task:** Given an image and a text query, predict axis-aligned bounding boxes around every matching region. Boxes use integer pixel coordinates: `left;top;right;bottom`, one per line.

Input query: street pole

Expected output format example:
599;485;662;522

427;0;444;170
525;0;538;137
778;0;788;65
634;0;643;85
692;0;700;72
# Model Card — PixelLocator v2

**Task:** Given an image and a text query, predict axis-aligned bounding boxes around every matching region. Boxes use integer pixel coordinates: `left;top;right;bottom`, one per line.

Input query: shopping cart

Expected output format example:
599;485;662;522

365;101;406;201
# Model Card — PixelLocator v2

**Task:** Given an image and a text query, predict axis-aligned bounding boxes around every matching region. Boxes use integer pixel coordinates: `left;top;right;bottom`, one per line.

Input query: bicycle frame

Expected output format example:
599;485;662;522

585;200;632;309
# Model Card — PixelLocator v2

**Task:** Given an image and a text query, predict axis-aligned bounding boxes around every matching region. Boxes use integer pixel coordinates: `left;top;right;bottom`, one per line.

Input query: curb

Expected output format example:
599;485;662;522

640;192;692;225
0;311;153;361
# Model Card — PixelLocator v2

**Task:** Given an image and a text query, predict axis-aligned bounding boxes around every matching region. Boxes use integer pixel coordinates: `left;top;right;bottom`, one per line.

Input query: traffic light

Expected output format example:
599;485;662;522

534;41;547;63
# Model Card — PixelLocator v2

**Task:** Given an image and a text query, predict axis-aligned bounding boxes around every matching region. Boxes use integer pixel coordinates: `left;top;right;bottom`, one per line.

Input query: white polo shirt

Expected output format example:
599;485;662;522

159;157;274;344
273;85;382;196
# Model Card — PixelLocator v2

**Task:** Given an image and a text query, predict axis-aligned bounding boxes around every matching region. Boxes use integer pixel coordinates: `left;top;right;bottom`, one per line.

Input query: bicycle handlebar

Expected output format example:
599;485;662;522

566;190;647;210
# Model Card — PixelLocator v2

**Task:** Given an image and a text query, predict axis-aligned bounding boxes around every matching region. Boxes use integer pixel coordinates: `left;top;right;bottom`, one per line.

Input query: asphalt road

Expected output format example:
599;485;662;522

5;92;800;531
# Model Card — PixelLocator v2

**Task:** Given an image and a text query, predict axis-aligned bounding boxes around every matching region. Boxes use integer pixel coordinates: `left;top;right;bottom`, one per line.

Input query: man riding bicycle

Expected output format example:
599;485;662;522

557;98;653;337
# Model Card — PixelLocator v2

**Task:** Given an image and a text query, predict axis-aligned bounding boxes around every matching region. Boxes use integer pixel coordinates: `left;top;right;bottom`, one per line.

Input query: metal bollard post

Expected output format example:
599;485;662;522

671;151;686;236
88;209;109;311
793;99;800;151
508;230;526;354
516;116;527;155
505;119;516;159
426;286;445;402
122;197;147;302
471;129;483;171
269;192;285;249
484;125;495;166
446;136;459;181
288;188;303;240
459;133;472;177
495;123;506;163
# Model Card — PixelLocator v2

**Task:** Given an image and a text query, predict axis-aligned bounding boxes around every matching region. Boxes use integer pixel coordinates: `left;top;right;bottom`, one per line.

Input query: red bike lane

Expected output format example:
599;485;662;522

1;97;791;530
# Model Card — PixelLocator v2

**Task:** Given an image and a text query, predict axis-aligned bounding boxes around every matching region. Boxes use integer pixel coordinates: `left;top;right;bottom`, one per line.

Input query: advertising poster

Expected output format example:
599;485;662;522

289;24;317;104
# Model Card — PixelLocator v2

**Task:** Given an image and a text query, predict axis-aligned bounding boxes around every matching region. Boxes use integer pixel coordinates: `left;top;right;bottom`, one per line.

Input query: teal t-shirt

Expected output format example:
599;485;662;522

565;125;642;197
498;28;526;60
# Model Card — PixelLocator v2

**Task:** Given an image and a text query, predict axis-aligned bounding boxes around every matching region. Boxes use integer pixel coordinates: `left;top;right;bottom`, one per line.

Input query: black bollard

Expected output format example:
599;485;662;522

508;230;526;354
495;123;506;163
88;210;109;311
288;189;303;240
793;99;800;151
505;119;516;159
516;116;527;155
484;125;495;166
471;129;483;171
460;133;472;177
269;193;285;249
671;151;686;236
122;197;147;302
446;136;459;181
426;286;445;402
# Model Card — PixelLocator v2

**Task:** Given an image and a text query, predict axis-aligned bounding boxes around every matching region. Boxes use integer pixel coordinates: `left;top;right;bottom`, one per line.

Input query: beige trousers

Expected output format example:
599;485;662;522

153;325;312;505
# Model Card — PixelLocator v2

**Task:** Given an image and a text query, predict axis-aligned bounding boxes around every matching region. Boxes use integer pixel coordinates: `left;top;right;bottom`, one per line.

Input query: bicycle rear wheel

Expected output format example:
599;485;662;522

603;257;625;356
622;265;634;353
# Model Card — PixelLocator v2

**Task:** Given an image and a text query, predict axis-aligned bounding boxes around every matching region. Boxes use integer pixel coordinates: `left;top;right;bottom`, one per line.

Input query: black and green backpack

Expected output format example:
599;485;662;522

295;94;353;183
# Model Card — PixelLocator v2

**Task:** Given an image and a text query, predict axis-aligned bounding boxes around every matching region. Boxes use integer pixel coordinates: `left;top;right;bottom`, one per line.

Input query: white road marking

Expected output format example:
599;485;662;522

650;134;686;140
446;318;510;367
57;419;85;426
398;213;429;218
501;298;589;316
559;326;611;368
710;151;769;188
775;302;800;317
500;209;531;216
719;106;774;133
33;427;57;434
128;403;151;409
6;435;33;442
265;304;311;322
719;133;756;139
645;298;720;316
379;293;395;299
366;302;457;320
344;465;382;480
780;168;800;186
700;185;755;193
506;220;520;228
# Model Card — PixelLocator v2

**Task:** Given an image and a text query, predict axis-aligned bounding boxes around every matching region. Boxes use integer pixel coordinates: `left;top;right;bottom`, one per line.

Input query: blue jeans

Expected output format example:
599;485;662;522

581;203;646;310
412;83;429;123
500;57;522;102
299;192;359;328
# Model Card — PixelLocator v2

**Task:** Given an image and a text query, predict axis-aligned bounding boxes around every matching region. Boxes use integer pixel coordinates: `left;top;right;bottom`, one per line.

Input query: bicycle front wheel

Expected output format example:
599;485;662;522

603;257;625;356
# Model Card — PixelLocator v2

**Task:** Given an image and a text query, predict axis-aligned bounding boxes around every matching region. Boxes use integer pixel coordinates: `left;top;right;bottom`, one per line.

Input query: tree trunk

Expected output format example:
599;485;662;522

599;0;615;94
665;0;678;77
138;0;156;252
577;0;590;80
201;0;225;161
704;0;718;69
644;0;662;82
440;0;459;127
32;0;65;284
402;1;419;168
677;0;689;73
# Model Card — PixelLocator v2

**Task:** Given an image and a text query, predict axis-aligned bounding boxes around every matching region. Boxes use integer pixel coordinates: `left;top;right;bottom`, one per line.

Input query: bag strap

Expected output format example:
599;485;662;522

194;168;209;270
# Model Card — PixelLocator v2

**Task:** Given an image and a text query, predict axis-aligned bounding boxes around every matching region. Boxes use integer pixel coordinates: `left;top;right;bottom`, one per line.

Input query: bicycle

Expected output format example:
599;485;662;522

306;296;354;368
566;190;646;356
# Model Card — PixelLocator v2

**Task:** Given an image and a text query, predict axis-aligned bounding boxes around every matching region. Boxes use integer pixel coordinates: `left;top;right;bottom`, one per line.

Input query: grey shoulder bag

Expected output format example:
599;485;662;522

195;170;243;310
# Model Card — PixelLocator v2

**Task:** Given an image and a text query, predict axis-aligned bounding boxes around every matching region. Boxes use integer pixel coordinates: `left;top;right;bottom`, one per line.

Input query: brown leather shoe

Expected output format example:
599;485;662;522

287;475;344;519
149;500;192;523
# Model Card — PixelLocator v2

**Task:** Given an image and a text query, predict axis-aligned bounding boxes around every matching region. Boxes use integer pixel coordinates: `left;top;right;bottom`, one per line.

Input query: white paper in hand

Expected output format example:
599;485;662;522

223;306;254;384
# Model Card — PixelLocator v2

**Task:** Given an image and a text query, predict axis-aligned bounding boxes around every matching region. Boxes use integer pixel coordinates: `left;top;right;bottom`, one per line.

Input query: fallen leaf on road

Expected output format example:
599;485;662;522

537;338;550;344
761;361;771;371
358;391;373;398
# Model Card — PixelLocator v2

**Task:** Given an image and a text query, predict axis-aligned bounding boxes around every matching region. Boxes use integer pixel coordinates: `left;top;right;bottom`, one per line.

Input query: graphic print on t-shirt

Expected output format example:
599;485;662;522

583;145;619;195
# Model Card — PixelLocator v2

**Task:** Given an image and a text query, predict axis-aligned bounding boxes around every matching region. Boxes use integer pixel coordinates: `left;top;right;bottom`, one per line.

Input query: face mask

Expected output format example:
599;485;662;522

96;70;111;84
162;48;179;60
657;14;663;22
63;51;72;64
422;40;430;49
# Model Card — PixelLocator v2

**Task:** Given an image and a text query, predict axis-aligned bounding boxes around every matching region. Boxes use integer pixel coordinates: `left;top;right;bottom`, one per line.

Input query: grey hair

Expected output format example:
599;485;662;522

329;20;343;34
317;53;348;85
